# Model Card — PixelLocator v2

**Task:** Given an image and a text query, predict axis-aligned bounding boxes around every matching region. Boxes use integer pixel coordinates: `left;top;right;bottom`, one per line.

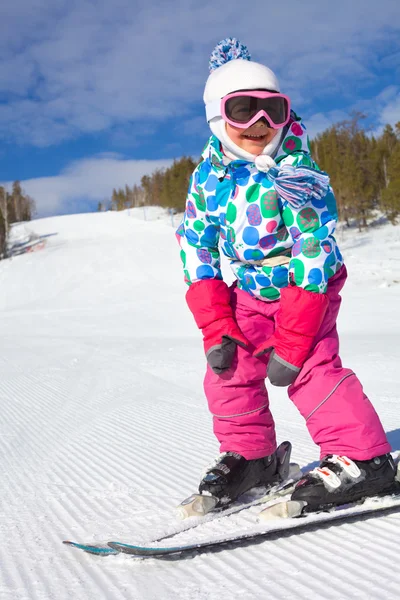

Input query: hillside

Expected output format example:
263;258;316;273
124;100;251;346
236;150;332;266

0;209;399;600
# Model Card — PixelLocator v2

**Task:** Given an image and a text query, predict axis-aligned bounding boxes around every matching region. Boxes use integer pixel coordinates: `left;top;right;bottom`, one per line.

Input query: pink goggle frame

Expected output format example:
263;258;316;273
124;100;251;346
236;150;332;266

206;91;291;130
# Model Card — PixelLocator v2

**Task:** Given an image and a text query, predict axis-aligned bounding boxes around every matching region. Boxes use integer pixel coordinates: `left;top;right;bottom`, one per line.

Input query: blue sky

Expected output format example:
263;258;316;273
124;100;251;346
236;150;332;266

0;0;399;216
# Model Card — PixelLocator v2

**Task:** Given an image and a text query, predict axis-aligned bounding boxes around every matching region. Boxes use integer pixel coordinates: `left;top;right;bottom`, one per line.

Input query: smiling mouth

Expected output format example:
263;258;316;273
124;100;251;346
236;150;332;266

242;132;269;140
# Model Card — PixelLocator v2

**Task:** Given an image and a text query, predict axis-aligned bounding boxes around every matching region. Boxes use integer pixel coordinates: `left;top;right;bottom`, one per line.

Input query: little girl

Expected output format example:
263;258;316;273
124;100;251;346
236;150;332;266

176;38;396;512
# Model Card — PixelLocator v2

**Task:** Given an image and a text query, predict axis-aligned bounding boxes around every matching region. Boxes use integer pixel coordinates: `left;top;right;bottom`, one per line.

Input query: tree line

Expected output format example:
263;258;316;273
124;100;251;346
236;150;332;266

106;116;400;227
311;115;400;227
0;182;35;258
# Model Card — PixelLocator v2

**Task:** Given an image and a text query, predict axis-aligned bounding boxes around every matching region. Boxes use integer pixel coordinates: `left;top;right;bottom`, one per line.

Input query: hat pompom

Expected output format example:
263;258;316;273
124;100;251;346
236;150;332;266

209;38;251;72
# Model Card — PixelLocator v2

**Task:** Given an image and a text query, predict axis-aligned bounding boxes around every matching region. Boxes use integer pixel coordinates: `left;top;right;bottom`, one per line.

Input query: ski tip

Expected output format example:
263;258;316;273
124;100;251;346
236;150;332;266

62;540;119;555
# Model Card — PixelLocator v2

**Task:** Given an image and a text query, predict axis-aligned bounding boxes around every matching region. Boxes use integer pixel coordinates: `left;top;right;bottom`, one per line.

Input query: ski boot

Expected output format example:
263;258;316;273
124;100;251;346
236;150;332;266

290;453;398;513
177;441;296;518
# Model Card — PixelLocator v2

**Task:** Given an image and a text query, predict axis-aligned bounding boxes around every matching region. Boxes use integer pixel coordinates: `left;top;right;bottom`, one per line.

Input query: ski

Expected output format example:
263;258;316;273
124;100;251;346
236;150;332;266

62;475;299;556
107;491;400;558
63;441;301;556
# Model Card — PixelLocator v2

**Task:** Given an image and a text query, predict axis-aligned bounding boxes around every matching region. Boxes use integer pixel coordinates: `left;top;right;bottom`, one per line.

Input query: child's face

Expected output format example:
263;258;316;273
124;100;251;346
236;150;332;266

225;119;278;155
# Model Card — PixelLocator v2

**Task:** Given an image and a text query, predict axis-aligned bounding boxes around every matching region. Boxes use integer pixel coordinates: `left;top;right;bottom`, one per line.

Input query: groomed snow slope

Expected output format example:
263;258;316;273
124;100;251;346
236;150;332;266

0;209;400;600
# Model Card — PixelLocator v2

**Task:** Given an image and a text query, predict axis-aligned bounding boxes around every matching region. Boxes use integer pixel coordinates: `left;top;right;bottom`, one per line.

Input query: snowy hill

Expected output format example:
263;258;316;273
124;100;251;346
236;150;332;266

1;209;400;599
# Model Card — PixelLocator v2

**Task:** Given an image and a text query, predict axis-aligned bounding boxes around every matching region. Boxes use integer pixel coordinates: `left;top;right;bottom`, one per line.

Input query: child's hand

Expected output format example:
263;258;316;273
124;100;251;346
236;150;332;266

254;286;329;386
202;318;248;374
185;279;249;375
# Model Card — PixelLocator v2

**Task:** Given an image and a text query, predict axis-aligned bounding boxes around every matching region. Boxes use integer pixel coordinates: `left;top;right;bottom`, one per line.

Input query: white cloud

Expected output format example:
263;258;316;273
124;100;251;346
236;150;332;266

379;92;400;128
0;0;399;146
2;155;174;216
305;110;349;139
305;85;400;139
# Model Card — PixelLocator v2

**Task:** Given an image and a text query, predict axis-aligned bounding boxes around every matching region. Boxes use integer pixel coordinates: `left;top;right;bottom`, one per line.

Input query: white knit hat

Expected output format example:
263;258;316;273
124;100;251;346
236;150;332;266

203;38;283;163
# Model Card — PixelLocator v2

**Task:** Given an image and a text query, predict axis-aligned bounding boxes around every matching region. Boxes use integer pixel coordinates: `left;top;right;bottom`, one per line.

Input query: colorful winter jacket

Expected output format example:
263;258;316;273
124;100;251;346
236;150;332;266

176;114;343;301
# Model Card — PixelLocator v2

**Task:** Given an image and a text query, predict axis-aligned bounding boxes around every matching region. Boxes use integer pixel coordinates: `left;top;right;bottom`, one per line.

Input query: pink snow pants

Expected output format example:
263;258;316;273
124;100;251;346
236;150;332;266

204;266;390;461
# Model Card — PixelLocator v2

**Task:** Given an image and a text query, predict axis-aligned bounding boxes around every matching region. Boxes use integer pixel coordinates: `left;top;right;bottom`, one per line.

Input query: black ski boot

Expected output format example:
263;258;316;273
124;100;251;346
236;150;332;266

291;453;398;512
199;441;292;507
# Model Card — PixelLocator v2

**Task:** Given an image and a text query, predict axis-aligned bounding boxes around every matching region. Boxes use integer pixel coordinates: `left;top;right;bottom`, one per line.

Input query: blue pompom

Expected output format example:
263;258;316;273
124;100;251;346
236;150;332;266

209;38;251;72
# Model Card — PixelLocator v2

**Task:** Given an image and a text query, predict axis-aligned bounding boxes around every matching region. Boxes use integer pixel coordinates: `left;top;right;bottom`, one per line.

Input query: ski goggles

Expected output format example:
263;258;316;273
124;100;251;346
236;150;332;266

206;91;291;130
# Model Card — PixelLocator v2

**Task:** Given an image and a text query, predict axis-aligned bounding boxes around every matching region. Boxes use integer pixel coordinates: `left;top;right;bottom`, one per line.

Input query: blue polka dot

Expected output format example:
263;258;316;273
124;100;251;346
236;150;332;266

200;225;218;247
314;225;329;240
243;274;257;290
320;211;332;226
206;214;220;225
186;229;199;245
234;167;251;186
223;242;236;258
204;174;219;192
271;266;288;288
335;246;343;262
308;268;323;285
206;195;218;212
310;197;326;209
244;249;264;261
196;265;214;279
252;172;265;183
255;274;271;287
261;178;275;190
197;162;211;184
220;212;227;226
242;226;259;245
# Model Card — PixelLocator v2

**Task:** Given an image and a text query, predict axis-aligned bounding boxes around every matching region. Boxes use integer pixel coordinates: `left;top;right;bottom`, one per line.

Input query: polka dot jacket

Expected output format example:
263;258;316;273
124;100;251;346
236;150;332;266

176;113;344;301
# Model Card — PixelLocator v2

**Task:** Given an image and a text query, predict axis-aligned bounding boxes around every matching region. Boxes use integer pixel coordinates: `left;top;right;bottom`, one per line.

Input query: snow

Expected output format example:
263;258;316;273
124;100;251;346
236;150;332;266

0;208;400;599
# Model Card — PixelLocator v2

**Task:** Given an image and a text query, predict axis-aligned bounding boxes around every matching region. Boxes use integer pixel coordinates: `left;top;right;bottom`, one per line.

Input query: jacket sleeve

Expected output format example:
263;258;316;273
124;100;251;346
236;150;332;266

279;154;343;294
176;163;222;286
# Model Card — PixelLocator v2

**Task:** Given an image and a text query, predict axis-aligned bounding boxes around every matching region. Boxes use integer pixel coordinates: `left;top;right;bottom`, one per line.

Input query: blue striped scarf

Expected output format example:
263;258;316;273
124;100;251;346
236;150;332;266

267;164;330;208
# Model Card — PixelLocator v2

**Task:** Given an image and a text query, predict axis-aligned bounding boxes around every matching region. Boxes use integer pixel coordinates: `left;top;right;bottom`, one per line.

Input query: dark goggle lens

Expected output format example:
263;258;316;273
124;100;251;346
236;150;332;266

225;95;289;125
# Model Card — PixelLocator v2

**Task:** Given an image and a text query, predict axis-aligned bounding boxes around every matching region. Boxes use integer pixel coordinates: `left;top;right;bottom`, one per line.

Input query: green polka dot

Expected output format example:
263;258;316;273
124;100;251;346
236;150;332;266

193;220;205;232
180;249;186;267
210;250;220;259
325;267;335;280
261;265;273;275
192;191;206;212
297;207;319;232
290;259;305;285
226;202;237;224
282;206;294;226
260;287;280;300
246;184;261;203
304;284;320;293
260;190;279;217
283;136;302;153
302;237;321;258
